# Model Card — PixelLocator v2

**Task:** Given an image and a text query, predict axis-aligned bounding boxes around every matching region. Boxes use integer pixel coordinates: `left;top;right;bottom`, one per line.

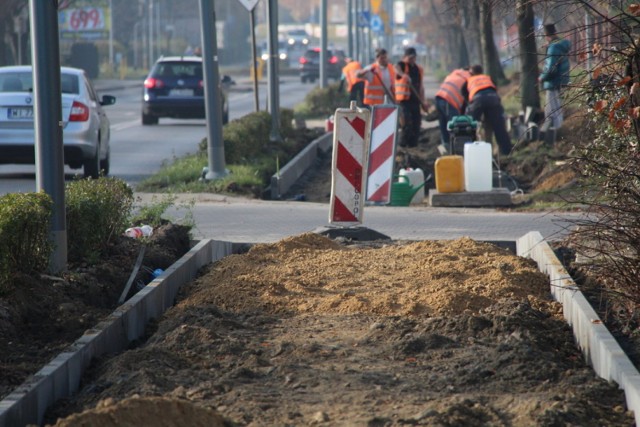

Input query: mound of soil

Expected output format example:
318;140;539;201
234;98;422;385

45;234;634;426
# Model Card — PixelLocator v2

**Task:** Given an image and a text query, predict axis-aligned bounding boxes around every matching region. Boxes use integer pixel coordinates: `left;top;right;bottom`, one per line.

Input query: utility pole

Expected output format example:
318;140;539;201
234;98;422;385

29;0;67;273
109;0;114;73
320;0;327;88
250;8;259;112
348;0;353;59
266;0;281;143
199;0;227;180
148;0;154;67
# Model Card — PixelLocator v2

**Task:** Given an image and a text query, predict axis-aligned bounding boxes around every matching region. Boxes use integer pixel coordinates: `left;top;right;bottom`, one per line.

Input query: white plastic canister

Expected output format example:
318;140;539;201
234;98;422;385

463;141;492;192
399;168;425;204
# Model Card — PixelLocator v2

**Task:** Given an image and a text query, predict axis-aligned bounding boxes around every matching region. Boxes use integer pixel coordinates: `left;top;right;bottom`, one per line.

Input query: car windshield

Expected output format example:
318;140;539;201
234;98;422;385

154;62;202;78
0;72;78;94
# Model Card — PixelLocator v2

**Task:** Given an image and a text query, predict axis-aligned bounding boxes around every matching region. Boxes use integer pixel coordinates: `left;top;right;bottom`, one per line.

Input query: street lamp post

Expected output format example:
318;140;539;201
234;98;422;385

148;0;154;67
109;0;114;73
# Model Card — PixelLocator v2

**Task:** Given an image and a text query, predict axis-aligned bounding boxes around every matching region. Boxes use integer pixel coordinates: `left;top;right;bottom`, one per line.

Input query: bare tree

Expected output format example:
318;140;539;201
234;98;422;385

516;0;540;110
479;0;507;83
428;0;470;70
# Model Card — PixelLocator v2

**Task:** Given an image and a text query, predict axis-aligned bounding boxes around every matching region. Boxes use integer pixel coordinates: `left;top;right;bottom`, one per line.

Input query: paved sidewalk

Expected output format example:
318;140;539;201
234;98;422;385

134;192;580;244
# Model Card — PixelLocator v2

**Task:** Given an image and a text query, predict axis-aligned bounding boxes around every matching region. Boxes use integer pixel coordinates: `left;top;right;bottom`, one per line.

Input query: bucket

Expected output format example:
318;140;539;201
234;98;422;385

399;168;425;204
325;115;334;133
435;155;464;193
464;141;492;192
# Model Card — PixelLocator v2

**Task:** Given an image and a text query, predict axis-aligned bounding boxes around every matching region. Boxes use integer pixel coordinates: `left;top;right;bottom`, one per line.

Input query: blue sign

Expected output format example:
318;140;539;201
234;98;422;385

370;14;383;33
358;11;370;28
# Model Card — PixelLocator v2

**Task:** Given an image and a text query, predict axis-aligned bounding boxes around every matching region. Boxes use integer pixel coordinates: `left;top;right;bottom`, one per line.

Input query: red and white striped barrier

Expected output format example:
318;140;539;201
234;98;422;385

329;102;371;225
366;104;399;204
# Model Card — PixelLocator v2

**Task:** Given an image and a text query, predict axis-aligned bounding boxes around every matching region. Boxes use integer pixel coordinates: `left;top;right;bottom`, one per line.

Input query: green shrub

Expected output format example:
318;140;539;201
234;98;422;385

0;192;52;289
199;109;296;165
66;177;134;262
294;82;350;118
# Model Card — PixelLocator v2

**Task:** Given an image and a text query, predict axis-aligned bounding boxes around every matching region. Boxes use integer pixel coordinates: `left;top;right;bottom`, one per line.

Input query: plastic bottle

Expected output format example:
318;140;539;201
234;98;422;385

399;167;425;204
125;225;153;238
464;141;492;192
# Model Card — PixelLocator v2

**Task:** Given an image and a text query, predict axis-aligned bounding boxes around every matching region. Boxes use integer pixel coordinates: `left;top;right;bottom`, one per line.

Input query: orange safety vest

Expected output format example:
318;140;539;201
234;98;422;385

342;61;364;92
435;69;471;112
466;74;496;101
363;63;395;106
395;62;423;102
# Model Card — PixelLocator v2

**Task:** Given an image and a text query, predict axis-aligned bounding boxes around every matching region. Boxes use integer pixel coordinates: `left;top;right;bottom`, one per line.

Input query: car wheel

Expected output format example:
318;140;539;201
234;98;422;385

142;112;158;125
84;145;100;179
100;146;110;176
301;76;307;83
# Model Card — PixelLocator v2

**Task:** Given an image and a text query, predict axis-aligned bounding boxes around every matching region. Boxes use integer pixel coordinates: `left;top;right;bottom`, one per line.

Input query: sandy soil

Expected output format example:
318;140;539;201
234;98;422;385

46;233;634;426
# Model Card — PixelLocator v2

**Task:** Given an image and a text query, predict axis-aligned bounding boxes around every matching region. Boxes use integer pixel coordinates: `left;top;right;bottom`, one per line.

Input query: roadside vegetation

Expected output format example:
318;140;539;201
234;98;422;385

135;108;324;198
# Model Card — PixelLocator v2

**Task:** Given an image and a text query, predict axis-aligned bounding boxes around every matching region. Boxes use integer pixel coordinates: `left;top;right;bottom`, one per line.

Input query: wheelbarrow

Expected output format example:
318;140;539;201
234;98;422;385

390;175;427;206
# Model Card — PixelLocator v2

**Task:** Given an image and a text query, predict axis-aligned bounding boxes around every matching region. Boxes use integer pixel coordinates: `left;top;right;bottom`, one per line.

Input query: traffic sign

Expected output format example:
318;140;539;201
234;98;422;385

236;0;259;11
370;14;383;33
357;10;370;28
366;105;399;204
329;105;371;225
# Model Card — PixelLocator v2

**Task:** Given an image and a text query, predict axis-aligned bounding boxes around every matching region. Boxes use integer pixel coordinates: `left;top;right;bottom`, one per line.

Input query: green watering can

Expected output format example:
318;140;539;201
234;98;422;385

390;175;426;206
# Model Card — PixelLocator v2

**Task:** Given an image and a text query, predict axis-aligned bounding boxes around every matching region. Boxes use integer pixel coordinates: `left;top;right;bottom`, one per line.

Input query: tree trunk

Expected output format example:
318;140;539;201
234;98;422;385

458;0;482;66
517;0;540;111
479;0;506;84
452;24;470;69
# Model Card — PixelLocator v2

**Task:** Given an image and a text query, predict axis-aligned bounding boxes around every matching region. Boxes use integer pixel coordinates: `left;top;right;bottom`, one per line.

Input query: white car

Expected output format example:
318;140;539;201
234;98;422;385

0;65;116;178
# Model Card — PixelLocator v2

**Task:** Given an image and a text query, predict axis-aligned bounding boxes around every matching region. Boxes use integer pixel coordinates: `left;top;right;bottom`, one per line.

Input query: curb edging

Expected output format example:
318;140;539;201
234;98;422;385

0;239;239;427
517;231;640;425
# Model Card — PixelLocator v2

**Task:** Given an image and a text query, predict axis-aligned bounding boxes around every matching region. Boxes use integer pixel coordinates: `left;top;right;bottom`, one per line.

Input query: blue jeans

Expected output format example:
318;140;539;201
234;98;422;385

435;97;462;145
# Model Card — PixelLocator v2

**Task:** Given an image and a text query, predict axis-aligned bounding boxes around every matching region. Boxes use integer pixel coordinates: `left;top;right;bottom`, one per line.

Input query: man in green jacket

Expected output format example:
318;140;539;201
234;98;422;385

539;23;571;134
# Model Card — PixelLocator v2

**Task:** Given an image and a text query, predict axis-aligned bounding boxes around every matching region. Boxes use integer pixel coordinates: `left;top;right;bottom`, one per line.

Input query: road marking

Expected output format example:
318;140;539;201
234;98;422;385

111;119;141;132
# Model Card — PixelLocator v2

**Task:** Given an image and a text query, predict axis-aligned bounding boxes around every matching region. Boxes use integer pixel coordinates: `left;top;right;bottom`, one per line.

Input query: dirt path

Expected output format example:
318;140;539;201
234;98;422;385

48;234;633;426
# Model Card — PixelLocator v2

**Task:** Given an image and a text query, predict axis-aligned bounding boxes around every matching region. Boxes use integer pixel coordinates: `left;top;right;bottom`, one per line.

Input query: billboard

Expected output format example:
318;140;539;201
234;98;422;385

59;5;111;40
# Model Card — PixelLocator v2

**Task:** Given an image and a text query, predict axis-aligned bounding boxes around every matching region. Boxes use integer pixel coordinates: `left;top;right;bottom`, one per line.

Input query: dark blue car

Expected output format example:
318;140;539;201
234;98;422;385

142;56;233;125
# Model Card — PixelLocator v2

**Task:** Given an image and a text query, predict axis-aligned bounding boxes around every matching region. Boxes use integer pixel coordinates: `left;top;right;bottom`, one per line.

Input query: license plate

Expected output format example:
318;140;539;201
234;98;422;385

8;107;33;119
169;89;193;97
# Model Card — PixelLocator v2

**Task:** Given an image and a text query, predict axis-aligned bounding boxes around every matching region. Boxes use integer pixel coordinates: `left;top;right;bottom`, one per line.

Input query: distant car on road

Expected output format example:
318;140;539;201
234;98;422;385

298;47;347;83
142;56;234;126
0;65;116;178
285;29;310;47
260;41;289;67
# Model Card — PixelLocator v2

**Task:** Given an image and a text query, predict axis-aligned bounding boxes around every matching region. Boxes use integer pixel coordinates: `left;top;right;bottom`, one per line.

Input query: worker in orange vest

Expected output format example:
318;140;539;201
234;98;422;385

462;64;512;156
394;47;429;147
340;58;365;106
435;67;471;151
356;48;395;108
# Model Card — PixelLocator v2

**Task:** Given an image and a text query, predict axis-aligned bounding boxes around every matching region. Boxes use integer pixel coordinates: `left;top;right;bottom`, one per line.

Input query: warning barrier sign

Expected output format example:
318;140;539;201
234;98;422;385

366;104;398;204
329;102;371;225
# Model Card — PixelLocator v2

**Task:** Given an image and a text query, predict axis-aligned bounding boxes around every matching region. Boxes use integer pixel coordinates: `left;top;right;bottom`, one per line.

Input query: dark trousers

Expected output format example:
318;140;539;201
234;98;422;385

399;101;422;147
467;92;512;155
435;96;462;145
349;81;364;107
